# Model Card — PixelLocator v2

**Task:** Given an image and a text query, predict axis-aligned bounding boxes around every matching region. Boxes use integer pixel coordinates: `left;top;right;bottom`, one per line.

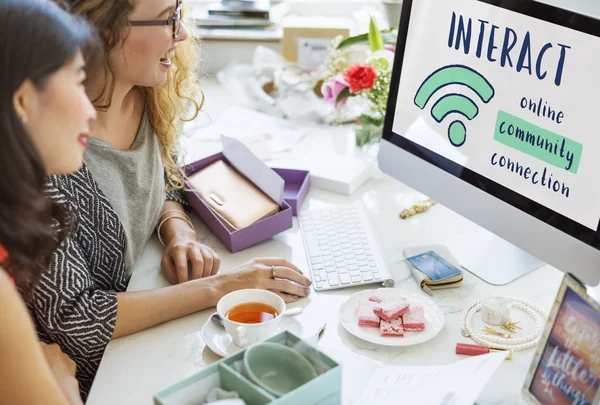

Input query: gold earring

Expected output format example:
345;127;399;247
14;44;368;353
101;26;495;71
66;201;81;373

21;115;28;125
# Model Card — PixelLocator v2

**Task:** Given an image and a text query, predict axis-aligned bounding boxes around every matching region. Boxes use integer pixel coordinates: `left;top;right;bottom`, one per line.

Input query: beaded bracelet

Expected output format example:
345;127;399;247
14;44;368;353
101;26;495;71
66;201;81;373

460;296;549;351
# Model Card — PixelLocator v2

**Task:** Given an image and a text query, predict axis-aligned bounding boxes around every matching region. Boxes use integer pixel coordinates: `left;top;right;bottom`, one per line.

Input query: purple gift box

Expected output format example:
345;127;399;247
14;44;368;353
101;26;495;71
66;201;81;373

272;168;311;216
184;153;310;253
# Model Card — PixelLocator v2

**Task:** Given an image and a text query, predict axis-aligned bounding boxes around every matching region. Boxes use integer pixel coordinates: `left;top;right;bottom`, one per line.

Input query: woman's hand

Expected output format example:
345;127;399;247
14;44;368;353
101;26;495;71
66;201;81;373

162;235;221;284
217;257;312;303
39;342;82;405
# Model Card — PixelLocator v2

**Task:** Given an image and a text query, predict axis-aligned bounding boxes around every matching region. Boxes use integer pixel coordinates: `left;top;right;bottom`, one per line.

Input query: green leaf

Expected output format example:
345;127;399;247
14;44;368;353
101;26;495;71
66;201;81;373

359;114;385;127
355;122;383;147
336;31;397;50
335;86;353;106
368;16;384;51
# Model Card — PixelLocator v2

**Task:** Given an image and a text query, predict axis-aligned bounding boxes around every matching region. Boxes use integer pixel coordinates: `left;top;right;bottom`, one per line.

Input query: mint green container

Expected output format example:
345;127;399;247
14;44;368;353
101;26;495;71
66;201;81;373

154;331;341;405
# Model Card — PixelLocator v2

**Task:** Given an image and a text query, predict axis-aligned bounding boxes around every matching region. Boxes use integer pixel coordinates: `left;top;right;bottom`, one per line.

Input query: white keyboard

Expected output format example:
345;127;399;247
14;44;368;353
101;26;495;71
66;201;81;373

299;202;394;291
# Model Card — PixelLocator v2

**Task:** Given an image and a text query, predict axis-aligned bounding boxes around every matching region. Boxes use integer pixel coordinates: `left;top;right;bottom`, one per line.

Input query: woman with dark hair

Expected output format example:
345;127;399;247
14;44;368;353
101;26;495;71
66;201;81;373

0;0;97;403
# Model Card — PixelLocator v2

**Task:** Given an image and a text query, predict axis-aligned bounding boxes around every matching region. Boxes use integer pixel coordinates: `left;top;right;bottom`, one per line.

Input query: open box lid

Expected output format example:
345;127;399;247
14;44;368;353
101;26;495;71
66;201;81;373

222;135;285;208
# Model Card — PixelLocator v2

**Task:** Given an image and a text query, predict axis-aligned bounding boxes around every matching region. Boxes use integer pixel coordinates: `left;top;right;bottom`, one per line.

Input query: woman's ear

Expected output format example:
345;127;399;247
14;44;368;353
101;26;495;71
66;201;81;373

12;80;36;121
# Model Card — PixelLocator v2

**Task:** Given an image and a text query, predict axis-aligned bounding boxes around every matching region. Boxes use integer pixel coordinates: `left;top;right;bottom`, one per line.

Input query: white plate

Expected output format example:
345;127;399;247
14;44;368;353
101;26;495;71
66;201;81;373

201;313;303;357
339;288;445;347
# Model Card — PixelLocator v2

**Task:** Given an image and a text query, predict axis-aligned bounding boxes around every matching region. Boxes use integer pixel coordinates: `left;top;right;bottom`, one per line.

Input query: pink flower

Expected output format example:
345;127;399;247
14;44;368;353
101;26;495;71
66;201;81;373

321;75;349;105
385;44;396;52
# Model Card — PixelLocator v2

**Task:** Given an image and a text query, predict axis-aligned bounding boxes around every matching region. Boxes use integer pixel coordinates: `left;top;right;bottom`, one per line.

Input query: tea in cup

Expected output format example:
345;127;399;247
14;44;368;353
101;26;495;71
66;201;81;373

217;289;285;347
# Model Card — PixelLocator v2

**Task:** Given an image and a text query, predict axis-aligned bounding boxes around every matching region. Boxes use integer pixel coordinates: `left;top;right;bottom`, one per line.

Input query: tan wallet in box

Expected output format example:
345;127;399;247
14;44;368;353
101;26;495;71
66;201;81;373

187;160;280;230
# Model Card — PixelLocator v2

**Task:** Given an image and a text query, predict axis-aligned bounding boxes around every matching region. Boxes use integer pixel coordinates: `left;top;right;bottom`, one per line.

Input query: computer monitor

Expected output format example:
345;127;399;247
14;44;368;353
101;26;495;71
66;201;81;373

378;0;600;286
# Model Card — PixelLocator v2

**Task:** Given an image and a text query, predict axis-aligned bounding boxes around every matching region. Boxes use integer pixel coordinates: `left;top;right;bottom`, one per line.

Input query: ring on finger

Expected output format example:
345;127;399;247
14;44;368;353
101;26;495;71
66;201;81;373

271;265;276;279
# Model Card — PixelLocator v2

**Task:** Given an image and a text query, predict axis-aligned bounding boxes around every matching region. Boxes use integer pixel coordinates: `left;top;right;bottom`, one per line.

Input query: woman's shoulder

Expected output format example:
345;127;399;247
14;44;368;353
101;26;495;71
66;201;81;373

0;266;19;307
46;164;99;201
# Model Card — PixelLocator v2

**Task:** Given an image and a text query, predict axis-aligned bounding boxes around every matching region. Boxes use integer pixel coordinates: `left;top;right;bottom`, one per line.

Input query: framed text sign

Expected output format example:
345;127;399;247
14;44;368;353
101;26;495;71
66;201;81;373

523;273;600;405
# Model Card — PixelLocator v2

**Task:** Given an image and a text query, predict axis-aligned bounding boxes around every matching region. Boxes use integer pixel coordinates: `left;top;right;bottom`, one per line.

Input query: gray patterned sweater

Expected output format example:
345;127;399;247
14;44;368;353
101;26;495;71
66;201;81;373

26;163;186;400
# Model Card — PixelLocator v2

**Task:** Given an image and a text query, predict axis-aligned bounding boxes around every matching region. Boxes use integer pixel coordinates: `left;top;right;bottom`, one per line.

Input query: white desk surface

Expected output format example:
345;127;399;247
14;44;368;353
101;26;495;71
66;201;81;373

86;79;565;405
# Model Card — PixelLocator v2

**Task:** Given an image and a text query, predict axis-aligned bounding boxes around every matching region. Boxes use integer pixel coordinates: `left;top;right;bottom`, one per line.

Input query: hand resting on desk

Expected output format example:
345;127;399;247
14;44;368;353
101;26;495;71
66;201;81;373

212;257;311;303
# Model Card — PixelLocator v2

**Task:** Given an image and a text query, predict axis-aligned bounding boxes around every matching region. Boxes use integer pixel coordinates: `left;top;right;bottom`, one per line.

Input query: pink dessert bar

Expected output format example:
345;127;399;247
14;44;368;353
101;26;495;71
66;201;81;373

369;295;384;303
373;298;410;322
357;300;380;328
380;318;404;337
403;305;425;331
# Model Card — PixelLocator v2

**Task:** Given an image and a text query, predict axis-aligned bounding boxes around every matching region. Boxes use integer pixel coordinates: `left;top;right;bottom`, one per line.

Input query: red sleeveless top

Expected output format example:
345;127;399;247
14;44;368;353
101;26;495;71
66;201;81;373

0;244;7;263
0;244;13;285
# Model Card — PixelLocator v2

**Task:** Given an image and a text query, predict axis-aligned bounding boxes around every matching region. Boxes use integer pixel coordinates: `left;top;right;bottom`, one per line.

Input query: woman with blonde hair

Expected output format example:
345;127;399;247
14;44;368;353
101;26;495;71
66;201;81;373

26;0;311;398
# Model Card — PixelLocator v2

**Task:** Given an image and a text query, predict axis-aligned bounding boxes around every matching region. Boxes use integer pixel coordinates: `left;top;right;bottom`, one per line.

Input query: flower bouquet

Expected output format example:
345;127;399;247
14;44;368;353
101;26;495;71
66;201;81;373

320;17;397;147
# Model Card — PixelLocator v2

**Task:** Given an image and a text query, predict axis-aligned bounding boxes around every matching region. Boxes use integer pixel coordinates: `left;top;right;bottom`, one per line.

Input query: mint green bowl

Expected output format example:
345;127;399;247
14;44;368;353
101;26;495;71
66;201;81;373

243;342;318;397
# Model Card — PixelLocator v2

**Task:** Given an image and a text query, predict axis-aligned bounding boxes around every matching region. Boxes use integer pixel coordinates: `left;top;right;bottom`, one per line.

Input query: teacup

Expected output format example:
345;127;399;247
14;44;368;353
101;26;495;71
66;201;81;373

217;289;285;347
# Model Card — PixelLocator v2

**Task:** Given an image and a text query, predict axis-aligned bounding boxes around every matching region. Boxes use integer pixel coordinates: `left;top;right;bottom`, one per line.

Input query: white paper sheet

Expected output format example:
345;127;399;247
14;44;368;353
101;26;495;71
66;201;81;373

221;135;285;206
354;351;509;405
185;106;309;157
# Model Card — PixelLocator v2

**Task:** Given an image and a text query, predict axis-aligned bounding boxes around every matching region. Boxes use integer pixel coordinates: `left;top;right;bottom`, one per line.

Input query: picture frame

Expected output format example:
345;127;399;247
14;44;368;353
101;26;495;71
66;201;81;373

522;273;600;405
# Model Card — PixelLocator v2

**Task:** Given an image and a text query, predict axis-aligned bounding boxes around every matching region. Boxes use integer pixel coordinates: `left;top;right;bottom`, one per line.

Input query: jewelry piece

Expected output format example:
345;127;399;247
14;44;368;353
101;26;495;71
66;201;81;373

157;213;195;246
400;199;436;219
501;320;522;333
482;326;512;339
159;209;188;221
271;265;276;279
460;296;549;351
21;115;28;125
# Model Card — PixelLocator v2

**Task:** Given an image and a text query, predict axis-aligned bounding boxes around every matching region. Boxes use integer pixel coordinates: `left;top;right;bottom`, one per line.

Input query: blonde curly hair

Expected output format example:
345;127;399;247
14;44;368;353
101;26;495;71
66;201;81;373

58;0;203;190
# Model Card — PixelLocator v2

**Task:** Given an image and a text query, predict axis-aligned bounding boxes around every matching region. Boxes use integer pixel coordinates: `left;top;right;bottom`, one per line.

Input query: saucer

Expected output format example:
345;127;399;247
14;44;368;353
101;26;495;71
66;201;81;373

201;313;303;357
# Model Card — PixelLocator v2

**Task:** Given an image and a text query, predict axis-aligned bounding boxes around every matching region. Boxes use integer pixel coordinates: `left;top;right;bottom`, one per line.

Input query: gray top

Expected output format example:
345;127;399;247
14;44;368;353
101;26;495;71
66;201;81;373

85;110;165;275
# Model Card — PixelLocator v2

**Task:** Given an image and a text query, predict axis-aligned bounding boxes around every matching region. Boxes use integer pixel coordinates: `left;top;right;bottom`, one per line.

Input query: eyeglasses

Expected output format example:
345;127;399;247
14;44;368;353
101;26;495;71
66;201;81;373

129;0;183;39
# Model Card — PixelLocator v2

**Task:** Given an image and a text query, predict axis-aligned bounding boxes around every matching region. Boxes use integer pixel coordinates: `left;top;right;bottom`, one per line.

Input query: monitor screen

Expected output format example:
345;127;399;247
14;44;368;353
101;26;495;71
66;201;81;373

384;0;600;250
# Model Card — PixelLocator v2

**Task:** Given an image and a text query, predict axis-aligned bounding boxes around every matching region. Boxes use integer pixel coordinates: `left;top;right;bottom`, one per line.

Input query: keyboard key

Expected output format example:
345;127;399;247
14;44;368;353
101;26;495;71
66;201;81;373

312;263;324;270
304;233;321;257
360;265;371;272
326;266;337;273
351;276;362;283
323;255;334;262
369;260;376;267
358;259;368;266
362;272;373;281
328;273;340;286
313;274;321;282
334;256;344;263
340;273;351;284
341;243;352;249
373;272;381;280
348;264;358;270
337;267;348;274
324;260;334;267
335;262;345;269
333;251;343;257
356;254;367;261
311;257;323;265
349;270;360;277
316;282;323;289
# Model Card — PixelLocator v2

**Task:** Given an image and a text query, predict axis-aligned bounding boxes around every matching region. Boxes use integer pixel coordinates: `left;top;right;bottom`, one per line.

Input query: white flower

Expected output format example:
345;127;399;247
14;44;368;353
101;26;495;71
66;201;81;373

367;50;395;72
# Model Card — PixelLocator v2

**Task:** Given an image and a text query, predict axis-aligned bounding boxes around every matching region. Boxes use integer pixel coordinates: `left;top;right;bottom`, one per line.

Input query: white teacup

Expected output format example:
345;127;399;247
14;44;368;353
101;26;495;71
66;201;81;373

217;289;286;347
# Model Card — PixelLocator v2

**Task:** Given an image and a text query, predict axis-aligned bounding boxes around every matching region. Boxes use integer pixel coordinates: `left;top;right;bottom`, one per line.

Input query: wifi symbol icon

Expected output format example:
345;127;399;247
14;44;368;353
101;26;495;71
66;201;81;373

414;64;495;147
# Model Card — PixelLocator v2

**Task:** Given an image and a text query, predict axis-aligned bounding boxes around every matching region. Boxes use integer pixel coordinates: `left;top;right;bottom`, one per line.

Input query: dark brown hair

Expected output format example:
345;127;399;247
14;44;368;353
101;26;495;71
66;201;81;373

0;0;98;288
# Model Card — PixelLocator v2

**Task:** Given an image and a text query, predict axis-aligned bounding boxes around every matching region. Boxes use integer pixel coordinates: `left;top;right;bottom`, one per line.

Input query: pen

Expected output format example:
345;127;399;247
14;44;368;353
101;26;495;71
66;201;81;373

455;343;513;360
